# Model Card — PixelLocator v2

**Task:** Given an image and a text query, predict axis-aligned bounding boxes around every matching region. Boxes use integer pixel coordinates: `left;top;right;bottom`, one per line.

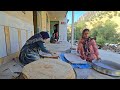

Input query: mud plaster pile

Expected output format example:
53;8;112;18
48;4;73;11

22;58;75;79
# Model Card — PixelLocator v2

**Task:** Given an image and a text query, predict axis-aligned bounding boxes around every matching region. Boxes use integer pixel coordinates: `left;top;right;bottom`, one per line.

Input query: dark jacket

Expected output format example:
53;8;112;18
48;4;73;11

19;33;50;65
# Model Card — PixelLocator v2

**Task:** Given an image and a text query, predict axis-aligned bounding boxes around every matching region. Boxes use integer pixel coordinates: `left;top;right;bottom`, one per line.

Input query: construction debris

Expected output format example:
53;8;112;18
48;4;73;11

102;45;120;54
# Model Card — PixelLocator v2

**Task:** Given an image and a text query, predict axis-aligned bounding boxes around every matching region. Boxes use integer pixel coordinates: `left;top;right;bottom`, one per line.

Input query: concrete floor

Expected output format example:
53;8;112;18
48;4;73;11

0;49;120;79
0;58;23;79
74;68;120;79
74;49;120;79
99;49;120;64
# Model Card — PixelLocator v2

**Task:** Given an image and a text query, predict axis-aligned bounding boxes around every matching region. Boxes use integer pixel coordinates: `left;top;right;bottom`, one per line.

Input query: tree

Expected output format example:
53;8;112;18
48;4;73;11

74;21;86;40
92;21;103;28
76;21;86;29
118;13;120;17
99;16;103;19
108;15;113;19
74;27;82;40
91;20;119;46
114;11;117;16
67;28;71;41
96;36;105;46
102;20;118;41
74;11;120;46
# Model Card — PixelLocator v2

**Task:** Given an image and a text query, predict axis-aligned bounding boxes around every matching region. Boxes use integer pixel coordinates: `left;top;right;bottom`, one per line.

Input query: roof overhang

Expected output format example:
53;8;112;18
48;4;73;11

47;11;68;21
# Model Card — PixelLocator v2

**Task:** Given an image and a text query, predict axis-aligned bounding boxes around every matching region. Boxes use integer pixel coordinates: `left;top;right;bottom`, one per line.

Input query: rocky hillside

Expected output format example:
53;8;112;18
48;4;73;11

78;11;120;33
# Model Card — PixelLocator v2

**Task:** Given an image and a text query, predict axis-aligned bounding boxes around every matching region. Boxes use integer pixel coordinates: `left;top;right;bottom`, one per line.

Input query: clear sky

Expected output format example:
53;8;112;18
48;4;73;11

67;11;86;25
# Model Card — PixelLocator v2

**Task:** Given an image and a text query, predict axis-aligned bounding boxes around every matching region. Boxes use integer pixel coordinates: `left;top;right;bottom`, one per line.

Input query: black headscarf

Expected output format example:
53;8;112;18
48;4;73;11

40;31;50;39
25;31;49;45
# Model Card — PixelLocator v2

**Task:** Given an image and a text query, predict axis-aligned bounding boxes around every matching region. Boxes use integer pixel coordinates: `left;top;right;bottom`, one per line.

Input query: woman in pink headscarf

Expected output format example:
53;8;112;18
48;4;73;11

77;29;101;62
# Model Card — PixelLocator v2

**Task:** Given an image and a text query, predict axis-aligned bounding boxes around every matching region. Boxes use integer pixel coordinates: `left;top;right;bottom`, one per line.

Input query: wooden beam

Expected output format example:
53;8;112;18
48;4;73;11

18;29;22;50
4;26;11;55
33;11;37;34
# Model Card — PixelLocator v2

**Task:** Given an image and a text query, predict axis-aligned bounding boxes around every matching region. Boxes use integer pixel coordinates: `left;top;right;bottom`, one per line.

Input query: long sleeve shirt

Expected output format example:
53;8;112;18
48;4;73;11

21;33;50;54
37;41;50;53
77;38;99;61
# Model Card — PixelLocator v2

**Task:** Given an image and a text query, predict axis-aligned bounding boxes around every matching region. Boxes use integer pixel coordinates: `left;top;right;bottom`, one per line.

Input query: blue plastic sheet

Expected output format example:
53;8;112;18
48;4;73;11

59;53;91;69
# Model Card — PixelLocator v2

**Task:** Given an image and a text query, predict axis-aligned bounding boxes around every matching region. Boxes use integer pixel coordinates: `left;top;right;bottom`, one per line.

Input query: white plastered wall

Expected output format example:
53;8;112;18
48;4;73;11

59;17;67;41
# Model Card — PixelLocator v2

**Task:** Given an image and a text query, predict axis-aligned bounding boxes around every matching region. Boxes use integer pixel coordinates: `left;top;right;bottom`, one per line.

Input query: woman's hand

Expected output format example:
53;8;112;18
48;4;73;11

97;56;101;60
77;47;80;53
49;51;56;56
50;52;54;56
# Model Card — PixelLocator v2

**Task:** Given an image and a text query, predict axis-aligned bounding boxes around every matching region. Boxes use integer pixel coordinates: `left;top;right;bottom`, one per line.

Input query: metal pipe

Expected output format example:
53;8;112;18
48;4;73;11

71;11;74;48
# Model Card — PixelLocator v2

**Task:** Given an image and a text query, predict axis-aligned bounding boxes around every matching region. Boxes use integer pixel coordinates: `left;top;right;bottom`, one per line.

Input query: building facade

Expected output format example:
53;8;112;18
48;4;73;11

0;11;68;65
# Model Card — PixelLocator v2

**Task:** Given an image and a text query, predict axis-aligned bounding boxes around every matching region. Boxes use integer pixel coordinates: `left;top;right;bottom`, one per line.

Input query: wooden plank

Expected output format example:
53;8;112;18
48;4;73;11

0;58;4;66
4;26;11;55
0;26;7;58
26;30;28;40
33;11;37;34
18;29;22;50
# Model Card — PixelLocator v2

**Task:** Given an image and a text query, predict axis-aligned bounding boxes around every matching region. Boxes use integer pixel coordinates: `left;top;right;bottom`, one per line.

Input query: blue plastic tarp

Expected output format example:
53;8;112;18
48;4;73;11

59;53;91;69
